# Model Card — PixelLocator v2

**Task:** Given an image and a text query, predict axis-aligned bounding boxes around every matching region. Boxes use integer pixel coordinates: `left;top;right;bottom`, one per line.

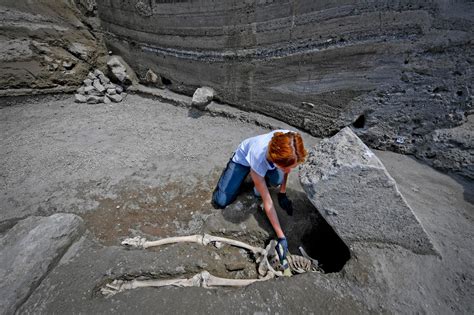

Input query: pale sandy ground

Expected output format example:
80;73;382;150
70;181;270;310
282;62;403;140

0;93;472;313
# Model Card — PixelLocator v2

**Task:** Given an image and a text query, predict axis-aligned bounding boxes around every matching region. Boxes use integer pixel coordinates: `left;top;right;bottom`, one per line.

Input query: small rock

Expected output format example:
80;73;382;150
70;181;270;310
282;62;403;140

76;86;85;95
98;74;110;85
145;69;161;85
83;78;93;86
115;85;124;94
108;94;123;103
192;86;215;109
86;95;102;104
93;79;105;93
74;94;86;103
84;85;95;94
89;89;105;96
107;56;131;84
94;69;105;77
104;95;111;104
225;262;246;271
106;88;116;95
87;72;95;80
62;60;75;70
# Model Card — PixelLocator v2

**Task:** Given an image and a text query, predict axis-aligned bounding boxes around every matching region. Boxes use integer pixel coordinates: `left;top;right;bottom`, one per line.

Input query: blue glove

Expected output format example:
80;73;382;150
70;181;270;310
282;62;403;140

275;237;289;270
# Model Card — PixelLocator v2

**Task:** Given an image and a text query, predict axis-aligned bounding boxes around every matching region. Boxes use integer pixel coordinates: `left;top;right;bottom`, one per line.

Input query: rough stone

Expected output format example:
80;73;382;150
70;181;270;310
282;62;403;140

299;127;437;255
192;86;215;109
0;214;84;315
115;85;124;94
0;3;107;94
84;85;95;94
93;79;105;93
74;94;86;103
106;88;116;95
108;93;123;103
98;74;110;85
86;95;102;104
415;115;474;180
62;60;74;70
145;69;161;85
103;95;111;104
87;72;96;80
76;86;85;94
83;78;93;87
93;69;104;77
107;56;134;85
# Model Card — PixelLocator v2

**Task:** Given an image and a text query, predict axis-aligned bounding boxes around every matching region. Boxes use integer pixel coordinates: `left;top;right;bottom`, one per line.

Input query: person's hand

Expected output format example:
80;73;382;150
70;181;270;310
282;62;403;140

275;237;289;270
277;192;293;216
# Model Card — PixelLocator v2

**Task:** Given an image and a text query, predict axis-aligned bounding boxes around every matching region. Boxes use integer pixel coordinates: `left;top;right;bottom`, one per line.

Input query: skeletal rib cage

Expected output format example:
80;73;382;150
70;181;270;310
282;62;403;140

101;234;321;296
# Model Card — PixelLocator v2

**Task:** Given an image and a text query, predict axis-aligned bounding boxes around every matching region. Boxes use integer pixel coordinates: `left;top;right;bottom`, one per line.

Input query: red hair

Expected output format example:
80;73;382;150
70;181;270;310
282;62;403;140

267;131;308;167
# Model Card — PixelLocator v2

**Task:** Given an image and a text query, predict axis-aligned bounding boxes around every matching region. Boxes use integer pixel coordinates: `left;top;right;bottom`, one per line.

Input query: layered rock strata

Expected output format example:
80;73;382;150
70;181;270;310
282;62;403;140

299;127;437;255
0;0;107;96
97;0;473;178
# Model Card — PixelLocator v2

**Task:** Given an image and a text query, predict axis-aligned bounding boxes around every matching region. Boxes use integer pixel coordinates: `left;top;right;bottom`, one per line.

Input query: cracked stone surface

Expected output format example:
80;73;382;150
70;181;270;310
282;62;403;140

300;127;437;255
0;213;84;314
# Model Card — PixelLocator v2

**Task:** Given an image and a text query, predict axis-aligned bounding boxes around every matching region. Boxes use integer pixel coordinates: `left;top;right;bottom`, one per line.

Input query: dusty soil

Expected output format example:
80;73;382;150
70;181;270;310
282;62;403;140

1;93;472;314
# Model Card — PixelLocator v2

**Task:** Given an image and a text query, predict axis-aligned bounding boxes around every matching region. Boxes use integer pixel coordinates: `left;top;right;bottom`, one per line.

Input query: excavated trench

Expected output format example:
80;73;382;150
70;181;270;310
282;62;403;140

81;172;350;278
2;93;350;296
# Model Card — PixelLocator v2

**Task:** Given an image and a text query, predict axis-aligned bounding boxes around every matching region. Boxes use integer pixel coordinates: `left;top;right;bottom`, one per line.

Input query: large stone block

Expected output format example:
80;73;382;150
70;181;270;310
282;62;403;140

0;214;85;314
299;127;437;255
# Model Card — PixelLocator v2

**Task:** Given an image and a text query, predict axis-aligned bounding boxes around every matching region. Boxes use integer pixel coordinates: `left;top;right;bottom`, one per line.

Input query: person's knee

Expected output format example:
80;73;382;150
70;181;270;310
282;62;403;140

212;190;231;209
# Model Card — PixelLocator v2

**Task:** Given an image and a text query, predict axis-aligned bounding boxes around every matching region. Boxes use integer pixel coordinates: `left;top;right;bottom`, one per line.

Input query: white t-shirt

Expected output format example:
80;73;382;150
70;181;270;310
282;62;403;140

232;130;290;177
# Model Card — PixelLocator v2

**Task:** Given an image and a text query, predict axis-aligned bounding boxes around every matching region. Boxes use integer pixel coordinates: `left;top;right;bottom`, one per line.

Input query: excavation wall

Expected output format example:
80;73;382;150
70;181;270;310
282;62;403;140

97;0;473;178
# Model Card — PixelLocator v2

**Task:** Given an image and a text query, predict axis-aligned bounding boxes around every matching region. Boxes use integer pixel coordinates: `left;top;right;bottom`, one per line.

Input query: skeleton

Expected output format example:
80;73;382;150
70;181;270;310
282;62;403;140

101;234;320;296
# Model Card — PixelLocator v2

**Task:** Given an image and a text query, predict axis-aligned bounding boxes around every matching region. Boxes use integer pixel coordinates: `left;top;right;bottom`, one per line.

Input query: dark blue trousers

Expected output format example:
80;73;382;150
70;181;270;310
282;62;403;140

212;158;283;208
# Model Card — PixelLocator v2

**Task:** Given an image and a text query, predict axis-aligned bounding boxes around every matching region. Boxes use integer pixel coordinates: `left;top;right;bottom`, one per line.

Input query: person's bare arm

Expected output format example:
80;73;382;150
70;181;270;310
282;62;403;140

250;169;285;238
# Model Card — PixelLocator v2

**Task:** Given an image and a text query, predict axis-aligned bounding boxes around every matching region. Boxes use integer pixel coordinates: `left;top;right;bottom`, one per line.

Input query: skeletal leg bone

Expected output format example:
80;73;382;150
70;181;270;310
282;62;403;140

101;271;275;296
103;234;316;296
101;273;203;296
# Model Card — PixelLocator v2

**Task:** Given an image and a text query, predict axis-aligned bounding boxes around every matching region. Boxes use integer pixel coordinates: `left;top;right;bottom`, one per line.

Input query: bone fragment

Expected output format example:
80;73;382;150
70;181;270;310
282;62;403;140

299;246;320;267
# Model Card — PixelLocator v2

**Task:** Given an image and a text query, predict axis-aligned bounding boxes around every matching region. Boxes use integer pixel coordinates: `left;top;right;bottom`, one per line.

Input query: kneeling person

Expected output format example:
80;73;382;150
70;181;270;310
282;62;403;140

212;130;308;268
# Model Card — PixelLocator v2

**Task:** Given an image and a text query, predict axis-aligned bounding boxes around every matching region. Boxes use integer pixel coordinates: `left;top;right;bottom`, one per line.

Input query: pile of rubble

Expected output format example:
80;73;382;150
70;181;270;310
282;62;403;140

74;69;126;104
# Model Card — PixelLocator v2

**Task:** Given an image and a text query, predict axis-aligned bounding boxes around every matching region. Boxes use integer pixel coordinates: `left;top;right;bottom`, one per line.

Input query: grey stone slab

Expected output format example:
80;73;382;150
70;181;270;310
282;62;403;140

0;214;84;315
299;127;437;255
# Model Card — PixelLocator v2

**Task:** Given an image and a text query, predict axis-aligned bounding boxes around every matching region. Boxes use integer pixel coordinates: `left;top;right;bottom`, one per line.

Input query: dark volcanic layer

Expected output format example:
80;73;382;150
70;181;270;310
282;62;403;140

97;0;473;178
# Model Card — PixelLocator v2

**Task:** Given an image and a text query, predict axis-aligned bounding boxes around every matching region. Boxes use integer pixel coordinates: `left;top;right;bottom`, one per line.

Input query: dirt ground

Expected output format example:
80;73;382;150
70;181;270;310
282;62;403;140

0;93;473;314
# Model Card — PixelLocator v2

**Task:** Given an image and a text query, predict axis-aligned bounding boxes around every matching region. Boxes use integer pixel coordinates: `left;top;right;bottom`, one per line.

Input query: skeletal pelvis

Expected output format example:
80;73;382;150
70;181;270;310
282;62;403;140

101;234;321;296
